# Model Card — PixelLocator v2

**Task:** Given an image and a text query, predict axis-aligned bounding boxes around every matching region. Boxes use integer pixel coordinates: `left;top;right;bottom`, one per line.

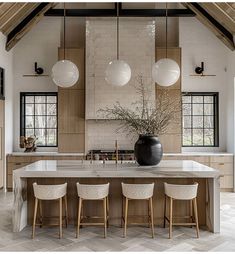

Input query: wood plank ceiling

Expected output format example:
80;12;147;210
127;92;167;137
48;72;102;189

0;2;54;51
184;2;235;50
0;2;234;51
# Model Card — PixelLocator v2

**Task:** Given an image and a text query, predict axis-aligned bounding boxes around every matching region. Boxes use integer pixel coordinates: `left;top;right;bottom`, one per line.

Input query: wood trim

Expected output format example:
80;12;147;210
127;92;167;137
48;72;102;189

6;3;54;51
200;3;235;34
184;3;235;51
0;3;39;35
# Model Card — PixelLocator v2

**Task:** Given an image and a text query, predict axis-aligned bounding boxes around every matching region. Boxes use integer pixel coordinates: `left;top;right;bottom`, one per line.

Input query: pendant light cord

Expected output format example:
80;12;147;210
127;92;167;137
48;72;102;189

63;2;66;60
165;2;168;59
117;3;119;60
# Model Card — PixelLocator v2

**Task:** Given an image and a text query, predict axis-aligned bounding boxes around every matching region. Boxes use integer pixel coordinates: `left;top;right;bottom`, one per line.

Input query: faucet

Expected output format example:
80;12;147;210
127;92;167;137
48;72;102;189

90;150;93;164
115;140;118;164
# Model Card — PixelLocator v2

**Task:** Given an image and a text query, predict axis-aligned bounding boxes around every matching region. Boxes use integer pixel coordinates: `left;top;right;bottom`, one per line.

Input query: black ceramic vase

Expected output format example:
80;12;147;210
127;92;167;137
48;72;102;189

134;134;163;166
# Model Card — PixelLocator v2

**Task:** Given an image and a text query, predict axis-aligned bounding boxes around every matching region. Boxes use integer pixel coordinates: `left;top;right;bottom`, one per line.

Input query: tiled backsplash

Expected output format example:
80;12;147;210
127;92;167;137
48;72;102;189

86;18;155;151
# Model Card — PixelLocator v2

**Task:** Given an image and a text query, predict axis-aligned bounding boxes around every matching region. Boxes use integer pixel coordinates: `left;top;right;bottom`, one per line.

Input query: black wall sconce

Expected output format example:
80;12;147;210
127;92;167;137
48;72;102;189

190;62;216;77
23;62;49;77
34;62;44;75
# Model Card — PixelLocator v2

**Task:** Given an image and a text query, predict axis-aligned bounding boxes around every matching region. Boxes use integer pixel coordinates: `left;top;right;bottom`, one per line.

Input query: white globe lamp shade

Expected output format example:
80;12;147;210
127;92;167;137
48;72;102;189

152;58;180;87
105;60;131;87
52;60;79;88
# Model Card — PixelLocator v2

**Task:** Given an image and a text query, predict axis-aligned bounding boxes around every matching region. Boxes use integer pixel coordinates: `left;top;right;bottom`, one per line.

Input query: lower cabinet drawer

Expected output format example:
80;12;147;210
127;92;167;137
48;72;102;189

220;175;233;189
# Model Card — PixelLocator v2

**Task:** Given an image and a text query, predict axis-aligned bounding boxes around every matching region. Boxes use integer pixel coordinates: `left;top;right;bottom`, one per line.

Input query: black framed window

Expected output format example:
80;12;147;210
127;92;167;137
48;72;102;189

20;92;58;147
182;92;219;147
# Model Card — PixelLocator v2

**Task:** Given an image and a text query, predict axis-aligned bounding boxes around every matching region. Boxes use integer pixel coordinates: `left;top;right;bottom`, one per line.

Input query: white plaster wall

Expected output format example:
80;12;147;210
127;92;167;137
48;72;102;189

179;17;230;152
0;33;13;155
0;32;13;189
226;51;235;153
12;17;61;151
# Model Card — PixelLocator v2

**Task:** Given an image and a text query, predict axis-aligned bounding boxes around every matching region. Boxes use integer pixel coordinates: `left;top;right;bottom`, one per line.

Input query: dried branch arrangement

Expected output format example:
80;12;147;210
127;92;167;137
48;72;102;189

98;75;181;136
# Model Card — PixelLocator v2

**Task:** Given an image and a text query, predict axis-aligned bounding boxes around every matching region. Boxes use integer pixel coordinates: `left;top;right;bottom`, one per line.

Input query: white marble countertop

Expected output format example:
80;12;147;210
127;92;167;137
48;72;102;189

13;160;220;178
8;152;233;157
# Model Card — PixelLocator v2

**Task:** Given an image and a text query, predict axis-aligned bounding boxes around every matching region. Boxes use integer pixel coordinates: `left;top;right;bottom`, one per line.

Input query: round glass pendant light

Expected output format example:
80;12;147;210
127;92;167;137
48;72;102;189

105;60;131;87
105;4;131;87
152;3;180;87
52;60;79;88
52;3;79;88
152;58;180;87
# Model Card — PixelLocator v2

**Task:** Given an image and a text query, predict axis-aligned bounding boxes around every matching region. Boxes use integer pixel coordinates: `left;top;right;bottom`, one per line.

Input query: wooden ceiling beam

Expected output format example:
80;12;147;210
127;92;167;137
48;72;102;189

184;3;235;51
5;3;54;51
200;3;235;34
1;3;39;35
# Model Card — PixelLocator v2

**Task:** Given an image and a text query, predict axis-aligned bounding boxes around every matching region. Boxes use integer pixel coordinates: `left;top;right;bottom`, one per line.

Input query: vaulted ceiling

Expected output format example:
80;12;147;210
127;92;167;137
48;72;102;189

0;2;234;51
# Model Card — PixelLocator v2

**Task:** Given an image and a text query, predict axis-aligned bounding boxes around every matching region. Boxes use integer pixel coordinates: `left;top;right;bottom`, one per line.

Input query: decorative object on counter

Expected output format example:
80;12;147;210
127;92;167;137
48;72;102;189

135;135;162;166
20;135;38;152
99;75;181;166
105;3;131;87
190;62;216;77
51;3;79;88
152;3;180;87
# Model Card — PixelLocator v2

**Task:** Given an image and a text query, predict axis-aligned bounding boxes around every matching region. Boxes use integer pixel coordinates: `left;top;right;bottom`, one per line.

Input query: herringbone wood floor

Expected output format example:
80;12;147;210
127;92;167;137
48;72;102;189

0;191;235;252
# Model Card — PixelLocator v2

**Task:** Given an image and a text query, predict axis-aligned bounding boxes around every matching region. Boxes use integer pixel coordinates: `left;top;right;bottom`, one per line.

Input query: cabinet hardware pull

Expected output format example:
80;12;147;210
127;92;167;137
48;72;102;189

15;163;21;165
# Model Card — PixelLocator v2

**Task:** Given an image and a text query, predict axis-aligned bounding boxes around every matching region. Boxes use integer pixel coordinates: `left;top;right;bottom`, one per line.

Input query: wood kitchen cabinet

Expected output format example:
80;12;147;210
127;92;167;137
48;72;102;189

6;154;84;191
163;154;234;191
58;48;85;153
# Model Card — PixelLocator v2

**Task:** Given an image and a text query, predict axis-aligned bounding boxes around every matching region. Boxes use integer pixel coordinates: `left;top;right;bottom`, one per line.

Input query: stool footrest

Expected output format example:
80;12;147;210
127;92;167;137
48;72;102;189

80;222;106;226
172;222;197;226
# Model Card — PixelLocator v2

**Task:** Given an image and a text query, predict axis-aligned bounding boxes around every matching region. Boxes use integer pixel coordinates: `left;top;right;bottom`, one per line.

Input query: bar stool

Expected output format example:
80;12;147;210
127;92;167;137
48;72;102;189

76;182;109;238
32;182;68;239
121;182;155;238
164;182;199;239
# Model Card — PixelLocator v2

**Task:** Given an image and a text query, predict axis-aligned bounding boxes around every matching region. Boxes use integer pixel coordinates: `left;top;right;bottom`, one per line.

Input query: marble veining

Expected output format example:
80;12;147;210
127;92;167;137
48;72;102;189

14;160;220;179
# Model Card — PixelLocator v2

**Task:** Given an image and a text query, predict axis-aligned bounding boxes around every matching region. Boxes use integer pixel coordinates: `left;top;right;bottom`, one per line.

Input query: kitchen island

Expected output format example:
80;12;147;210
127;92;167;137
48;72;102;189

13;160;220;234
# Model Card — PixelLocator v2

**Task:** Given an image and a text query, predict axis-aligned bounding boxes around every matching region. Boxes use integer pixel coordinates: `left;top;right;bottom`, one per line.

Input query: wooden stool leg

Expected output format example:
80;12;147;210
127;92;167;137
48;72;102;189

150;197;154;238
169;197;173;239
59;198;63;239
148;199;151;228
121;196;124;228
163;195;167;228
190;199;193;228
193;198;200;238
39;199;43;228
124;197;128;238
76;198;82;238
64;195;68;228
32;198;38;239
106;196;109;228
103;198;107;238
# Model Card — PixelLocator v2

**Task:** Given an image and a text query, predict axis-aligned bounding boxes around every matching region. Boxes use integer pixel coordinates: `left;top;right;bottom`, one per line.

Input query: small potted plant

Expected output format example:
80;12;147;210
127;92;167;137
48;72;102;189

99;76;181;166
